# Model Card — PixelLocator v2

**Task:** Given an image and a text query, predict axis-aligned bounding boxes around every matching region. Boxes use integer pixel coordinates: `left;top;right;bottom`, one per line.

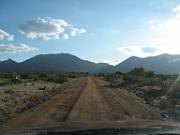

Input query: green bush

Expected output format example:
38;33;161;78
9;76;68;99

0;73;14;79
11;78;21;83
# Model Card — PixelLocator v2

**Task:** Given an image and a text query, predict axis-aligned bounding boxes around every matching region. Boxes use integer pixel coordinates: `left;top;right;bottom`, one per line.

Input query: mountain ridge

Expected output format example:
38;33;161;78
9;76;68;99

114;53;180;74
1;53;180;74
0;53;112;73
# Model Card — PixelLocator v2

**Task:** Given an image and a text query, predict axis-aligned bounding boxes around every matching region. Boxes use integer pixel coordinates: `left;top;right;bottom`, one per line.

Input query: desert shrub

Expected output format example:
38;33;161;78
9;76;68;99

10;78;21;84
0;73;14;79
121;68;158;86
0;79;10;86
37;72;48;79
33;72;68;83
38;86;47;90
46;75;67;83
129;67;145;76
67;72;88;78
0;72;87;85
123;74;138;85
115;71;123;75
20;73;33;80
0;78;21;86
145;71;155;77
68;74;77;78
129;68;155;77
4;89;14;94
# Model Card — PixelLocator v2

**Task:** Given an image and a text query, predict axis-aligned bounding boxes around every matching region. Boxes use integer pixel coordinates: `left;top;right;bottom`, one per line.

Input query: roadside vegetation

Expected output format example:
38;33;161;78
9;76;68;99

96;68;180;121
0;72;88;124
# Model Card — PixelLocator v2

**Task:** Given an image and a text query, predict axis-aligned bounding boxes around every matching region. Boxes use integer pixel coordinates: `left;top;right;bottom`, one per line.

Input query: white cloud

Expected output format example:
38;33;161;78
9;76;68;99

0;29;14;41
63;33;69;40
116;5;180;58
19;17;86;40
70;28;86;37
141;46;159;53
103;59;121;65
119;4;180;58
0;28;39;53
116;45;161;57
172;4;180;17
0;27;39;53
0;43;38;53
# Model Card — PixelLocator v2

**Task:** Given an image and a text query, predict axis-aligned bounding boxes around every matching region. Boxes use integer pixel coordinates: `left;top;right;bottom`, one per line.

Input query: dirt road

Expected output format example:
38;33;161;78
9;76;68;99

66;77;110;121
0;76;161;133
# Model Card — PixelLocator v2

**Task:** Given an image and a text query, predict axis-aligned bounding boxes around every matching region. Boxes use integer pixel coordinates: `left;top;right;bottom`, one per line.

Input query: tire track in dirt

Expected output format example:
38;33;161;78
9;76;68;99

92;77;161;120
62;79;88;121
66;76;110;121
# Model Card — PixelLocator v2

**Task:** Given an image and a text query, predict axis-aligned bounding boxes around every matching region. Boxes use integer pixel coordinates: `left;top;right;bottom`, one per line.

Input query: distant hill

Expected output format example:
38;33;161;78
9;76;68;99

114;54;180;74
0;59;18;71
1;53;180;74
0;53;112;73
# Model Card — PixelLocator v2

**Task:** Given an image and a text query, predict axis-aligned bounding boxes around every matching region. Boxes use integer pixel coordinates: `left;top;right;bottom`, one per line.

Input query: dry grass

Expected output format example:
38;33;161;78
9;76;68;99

0;80;62;123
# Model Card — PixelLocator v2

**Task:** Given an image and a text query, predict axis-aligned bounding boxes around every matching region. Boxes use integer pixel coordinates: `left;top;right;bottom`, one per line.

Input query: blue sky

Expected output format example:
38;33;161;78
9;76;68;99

1;0;180;65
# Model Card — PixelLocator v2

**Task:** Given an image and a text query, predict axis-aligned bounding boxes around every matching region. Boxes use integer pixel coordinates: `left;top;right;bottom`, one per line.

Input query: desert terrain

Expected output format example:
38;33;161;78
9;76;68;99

0;76;168;134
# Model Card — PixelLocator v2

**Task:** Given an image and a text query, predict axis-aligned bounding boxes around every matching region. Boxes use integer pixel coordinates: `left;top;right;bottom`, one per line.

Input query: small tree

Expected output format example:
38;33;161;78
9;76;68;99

129;67;145;76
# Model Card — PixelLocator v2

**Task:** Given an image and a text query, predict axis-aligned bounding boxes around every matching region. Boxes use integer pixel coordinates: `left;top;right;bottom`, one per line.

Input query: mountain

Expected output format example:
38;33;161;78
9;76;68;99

2;53;180;74
0;59;18;71
114;54;180;74
0;53;112;73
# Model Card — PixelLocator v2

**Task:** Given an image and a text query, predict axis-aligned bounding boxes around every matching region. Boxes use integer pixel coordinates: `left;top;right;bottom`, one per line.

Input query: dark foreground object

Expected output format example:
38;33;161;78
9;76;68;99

3;120;180;135
4;126;180;135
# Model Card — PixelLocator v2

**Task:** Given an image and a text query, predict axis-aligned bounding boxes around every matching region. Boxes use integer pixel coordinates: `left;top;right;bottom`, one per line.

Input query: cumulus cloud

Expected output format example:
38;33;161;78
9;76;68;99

0;29;14;41
19;17;86;40
0;43;39;53
0;28;38;53
147;4;180;54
